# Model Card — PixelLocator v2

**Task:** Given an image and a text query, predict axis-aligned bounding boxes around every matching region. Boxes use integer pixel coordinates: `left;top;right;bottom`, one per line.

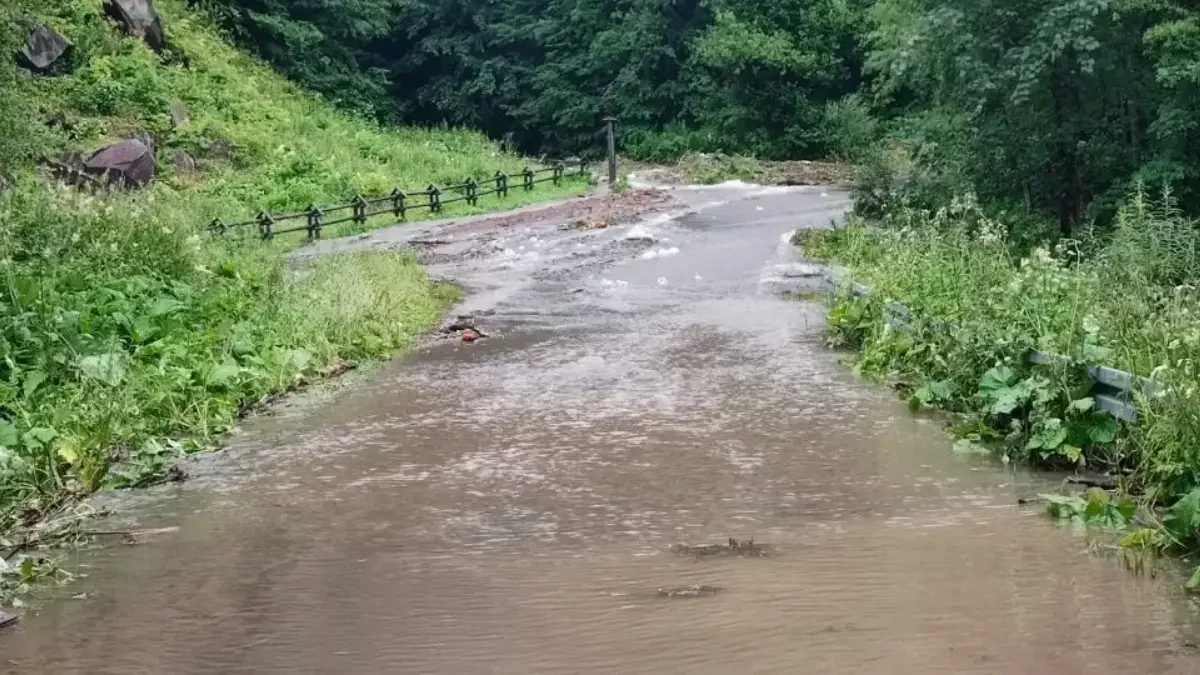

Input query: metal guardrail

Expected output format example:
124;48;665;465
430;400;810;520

207;159;590;242
835;273;1162;423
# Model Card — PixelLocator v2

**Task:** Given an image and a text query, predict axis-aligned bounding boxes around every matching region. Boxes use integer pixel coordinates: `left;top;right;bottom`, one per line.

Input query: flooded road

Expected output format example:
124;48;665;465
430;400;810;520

5;183;1200;673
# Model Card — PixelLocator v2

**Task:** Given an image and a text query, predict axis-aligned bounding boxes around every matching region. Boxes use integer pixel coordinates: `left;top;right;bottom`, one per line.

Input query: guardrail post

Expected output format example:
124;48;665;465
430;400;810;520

495;171;508;198
428;184;442;213
352;195;368;225
391;188;407;220
465;177;478;207
257;211;274;241
208;218;226;236
604;117;618;186
306;204;324;241
522;166;534;191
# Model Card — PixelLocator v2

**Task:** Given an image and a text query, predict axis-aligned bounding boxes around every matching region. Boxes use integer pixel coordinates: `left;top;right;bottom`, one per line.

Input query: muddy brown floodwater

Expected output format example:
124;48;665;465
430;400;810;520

5;183;1200;674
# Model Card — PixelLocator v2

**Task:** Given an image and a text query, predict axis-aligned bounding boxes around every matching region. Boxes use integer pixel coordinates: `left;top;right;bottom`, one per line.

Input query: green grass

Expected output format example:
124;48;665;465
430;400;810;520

0;0;587;579
803;189;1200;576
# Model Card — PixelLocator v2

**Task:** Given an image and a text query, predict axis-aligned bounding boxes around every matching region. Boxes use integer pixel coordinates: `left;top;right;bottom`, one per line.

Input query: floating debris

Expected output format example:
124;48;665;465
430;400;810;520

670;538;770;558
657;585;723;599
564;218;608;231
0;610;18;630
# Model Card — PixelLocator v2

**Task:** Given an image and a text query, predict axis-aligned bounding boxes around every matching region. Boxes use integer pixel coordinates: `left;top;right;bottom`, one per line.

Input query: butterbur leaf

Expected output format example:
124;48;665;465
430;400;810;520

1087;415;1117;444
79;353;127;387
22;427;56;449
57;438;80;465
206;360;241;388
1068;397;1094;413
979;365;1016;392
1115;498;1136;522
1164;489;1200;546
0;421;18;448
1059;444;1082;464
22;370;46;399
1188;567;1200;591
287;349;312;371
149;296;184;317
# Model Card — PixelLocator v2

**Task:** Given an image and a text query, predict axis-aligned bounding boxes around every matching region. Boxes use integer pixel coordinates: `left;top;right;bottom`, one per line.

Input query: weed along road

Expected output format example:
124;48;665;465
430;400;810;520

5;183;1200;674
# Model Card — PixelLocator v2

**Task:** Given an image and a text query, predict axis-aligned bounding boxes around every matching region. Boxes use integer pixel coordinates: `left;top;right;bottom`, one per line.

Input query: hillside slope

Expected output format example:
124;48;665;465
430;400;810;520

0;0;580;544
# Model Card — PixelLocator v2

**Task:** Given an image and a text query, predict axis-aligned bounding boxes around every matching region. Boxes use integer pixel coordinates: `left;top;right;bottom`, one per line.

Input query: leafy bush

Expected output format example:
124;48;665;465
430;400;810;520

807;189;1197;486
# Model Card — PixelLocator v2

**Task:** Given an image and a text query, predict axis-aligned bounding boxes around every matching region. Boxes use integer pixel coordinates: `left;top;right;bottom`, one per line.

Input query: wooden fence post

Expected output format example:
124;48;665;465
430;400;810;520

391;188;407;220
352;195;368;225
257;211;274;240
306;204;323;241
428;184;442;212
604;117;618;187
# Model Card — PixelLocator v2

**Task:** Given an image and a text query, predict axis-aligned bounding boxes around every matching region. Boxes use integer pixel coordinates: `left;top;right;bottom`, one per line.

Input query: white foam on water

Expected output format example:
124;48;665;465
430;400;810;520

640;246;681;260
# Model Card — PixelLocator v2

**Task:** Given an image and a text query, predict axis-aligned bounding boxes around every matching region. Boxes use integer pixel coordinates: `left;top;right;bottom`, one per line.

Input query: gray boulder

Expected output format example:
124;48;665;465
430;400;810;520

103;0;166;52
16;25;72;73
83;139;156;187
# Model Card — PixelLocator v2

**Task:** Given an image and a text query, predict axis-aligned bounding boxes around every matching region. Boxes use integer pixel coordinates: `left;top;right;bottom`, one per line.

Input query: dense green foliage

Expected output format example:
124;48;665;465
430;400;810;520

208;0;1200;230
0;0;581;554
199;0;868;160
861;0;1200;231
803;191;1200;565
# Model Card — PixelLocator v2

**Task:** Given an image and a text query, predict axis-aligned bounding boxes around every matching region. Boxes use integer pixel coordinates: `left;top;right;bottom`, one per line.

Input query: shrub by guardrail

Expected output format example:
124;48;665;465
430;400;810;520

832;273;1162;424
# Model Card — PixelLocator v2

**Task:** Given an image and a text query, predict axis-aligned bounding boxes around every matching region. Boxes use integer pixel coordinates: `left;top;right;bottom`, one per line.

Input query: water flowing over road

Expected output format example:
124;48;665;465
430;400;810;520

5;183;1200;674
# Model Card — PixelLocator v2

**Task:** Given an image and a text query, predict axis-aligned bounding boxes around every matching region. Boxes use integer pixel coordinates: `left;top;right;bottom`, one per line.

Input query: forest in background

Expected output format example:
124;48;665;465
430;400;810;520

201;0;1200;233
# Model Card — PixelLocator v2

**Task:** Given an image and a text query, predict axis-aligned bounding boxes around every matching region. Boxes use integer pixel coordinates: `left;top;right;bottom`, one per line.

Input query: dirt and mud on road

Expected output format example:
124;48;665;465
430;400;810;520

5;179;1200;674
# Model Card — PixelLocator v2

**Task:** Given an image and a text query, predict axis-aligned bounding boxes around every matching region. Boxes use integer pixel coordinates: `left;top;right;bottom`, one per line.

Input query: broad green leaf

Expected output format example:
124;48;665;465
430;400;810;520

0;421;18;448
1187;566;1200;592
1068;397;1094;413
79;352;127;387
149;296;184;317
22;370;46;399
57;438;80;465
1059;444;1082;464
1163;489;1200;546
206;360;241;388
286;349;312;371
1087;415;1118;444
23;427;56;448
979;365;1016;393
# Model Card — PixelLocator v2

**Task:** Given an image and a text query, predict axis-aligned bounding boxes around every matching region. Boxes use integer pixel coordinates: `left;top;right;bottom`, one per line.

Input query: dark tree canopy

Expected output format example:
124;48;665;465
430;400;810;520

200;0;1200;224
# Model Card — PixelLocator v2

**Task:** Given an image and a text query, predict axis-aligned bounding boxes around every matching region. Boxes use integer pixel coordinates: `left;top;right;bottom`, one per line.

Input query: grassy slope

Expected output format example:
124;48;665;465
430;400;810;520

0;0;585;544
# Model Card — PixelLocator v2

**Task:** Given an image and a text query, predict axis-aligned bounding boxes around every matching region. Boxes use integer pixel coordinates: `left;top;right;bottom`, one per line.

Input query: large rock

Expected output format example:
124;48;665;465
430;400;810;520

103;0;166;52
16;25;72;73
83;139;156;187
